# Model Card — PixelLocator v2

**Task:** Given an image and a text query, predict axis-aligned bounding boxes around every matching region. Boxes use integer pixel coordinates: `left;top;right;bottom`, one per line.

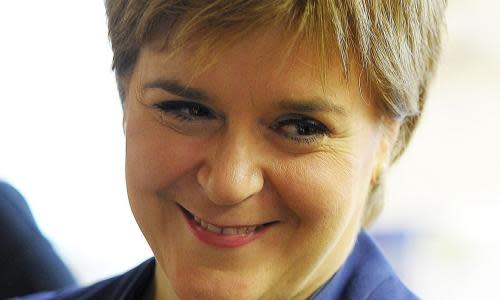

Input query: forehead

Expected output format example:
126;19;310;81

132;26;376;117
143;28;341;81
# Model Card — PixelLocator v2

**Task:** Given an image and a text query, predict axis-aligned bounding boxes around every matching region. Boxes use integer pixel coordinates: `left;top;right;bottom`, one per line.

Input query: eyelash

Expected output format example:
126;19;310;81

271;116;331;144
153;101;331;144
153;101;216;122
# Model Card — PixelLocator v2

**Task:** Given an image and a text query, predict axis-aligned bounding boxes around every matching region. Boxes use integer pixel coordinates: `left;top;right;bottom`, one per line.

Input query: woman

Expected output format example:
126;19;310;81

19;0;446;299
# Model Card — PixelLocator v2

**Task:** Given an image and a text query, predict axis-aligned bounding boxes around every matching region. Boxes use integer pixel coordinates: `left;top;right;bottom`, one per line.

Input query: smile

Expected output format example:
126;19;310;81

192;214;265;235
178;204;278;248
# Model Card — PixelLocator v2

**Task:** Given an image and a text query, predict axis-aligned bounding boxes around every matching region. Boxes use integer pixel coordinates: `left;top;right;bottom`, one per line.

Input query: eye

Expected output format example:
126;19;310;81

271;115;331;144
153;101;216;121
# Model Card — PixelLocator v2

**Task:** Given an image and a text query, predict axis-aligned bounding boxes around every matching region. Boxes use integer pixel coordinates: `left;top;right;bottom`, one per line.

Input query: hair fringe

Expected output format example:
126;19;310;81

105;0;447;224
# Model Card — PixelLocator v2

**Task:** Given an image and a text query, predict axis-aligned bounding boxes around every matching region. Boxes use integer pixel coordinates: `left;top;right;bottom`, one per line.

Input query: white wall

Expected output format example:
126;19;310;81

1;1;499;298
0;1;152;283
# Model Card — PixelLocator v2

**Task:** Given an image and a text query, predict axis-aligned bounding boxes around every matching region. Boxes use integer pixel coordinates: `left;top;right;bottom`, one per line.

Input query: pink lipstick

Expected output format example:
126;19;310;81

179;205;275;248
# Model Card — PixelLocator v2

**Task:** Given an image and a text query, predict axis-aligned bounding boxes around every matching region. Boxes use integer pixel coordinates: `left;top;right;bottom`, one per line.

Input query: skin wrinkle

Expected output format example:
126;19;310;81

124;26;397;300
110;0;446;167
275;188;361;300
101;1;447;298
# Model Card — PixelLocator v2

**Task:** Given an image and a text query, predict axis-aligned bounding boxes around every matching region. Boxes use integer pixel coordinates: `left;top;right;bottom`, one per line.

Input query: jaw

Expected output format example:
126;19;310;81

261;209;363;300
134;188;364;300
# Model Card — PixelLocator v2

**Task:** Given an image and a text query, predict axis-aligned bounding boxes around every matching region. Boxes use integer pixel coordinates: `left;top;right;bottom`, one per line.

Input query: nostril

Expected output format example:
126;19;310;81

195;139;265;206
199;169;264;206
196;164;211;190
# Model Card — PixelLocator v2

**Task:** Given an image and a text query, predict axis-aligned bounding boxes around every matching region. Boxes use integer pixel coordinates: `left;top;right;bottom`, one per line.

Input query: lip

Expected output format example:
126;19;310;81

178;204;276;248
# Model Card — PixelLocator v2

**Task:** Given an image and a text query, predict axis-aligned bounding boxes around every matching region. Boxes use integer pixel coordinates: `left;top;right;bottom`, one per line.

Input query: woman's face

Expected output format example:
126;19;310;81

124;29;395;300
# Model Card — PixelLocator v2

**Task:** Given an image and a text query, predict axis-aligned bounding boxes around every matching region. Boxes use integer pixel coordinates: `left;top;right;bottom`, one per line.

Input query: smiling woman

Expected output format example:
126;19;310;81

124;31;391;299
16;0;446;299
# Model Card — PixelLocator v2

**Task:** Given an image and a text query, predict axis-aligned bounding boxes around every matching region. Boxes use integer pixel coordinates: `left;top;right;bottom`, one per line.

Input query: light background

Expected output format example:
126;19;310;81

0;1;498;299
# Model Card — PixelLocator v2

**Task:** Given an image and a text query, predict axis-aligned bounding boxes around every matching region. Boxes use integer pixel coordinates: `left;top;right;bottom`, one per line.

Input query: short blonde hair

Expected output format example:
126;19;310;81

105;0;447;225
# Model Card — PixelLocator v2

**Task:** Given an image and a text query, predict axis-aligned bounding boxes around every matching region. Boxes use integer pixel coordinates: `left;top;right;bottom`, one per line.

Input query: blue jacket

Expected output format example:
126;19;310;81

0;182;75;298
16;231;418;300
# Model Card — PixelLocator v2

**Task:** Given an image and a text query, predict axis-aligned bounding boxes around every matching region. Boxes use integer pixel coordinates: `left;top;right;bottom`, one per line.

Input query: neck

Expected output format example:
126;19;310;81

150;263;181;300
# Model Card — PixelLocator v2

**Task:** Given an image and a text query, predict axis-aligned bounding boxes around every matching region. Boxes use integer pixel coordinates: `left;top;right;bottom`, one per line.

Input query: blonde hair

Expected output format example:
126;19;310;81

105;0;447;226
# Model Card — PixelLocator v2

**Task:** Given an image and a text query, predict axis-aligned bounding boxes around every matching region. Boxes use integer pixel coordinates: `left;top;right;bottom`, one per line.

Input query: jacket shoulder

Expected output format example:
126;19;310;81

12;258;155;300
366;275;419;300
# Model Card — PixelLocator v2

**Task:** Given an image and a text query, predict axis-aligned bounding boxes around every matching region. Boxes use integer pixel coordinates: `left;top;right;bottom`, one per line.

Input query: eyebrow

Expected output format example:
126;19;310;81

143;79;210;102
276;99;347;116
144;79;347;116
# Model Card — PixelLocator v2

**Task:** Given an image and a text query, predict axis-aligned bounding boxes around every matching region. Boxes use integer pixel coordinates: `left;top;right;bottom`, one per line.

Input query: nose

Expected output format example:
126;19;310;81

197;131;264;206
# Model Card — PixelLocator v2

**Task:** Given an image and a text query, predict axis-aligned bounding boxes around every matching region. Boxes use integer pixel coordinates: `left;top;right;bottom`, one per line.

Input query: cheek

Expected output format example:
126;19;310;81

125;117;204;193
124;115;207;249
271;147;375;228
275;156;355;221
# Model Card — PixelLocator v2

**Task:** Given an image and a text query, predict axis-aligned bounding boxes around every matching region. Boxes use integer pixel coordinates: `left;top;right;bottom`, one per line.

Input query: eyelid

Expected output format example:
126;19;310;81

154;100;204;109
154;100;220;118
269;114;334;146
272;114;332;133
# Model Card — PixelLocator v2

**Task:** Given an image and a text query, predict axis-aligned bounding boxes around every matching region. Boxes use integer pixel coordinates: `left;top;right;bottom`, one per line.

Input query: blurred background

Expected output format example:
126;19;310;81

0;1;498;299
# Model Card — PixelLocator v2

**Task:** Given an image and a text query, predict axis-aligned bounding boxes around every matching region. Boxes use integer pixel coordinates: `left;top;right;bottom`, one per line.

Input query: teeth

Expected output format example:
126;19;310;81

191;213;262;235
207;223;222;234
200;220;208;229
222;228;238;235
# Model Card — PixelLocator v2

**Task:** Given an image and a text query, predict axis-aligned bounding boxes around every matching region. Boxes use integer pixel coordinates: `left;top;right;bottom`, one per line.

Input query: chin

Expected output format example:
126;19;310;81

170;268;262;300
